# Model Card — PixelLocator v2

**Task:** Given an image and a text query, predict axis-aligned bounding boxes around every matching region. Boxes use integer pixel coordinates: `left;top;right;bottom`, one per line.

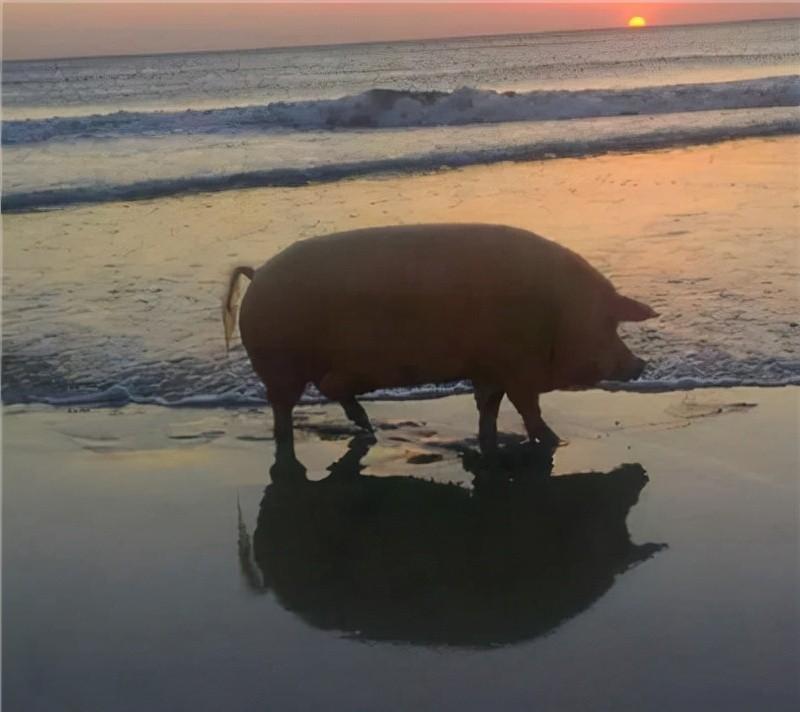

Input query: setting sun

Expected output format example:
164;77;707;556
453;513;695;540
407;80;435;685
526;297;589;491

628;16;647;28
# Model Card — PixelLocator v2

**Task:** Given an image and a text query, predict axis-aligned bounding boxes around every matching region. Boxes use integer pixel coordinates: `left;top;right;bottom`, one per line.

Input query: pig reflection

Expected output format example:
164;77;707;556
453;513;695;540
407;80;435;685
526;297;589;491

239;456;665;647
223;224;657;471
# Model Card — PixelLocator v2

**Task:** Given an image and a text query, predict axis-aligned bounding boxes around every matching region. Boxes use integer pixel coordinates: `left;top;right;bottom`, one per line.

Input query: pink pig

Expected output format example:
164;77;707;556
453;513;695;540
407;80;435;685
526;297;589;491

223;224;657;470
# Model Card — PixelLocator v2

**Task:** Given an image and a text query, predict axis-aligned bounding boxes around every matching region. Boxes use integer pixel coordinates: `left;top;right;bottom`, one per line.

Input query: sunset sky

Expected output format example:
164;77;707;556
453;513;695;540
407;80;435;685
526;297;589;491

4;2;799;61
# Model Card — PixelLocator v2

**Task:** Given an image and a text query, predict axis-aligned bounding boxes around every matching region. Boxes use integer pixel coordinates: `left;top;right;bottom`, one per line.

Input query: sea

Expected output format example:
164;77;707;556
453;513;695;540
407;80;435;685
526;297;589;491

2;18;799;406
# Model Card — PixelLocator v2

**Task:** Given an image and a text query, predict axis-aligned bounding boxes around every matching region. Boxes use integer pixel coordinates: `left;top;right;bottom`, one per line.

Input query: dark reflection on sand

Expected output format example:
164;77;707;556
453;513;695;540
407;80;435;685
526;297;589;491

239;438;665;648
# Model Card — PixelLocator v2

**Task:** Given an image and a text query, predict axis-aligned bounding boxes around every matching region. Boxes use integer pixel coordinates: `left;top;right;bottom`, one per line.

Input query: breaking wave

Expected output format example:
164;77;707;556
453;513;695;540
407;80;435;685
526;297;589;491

4;76;799;146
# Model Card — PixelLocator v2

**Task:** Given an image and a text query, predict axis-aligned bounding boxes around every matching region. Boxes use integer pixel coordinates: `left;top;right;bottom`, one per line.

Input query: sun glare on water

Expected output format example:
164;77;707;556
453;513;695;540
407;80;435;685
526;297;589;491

628;16;647;28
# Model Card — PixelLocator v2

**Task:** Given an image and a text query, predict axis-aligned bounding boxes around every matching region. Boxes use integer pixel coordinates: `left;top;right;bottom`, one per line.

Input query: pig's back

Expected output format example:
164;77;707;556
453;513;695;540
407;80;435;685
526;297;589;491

239;224;593;377
256;223;561;296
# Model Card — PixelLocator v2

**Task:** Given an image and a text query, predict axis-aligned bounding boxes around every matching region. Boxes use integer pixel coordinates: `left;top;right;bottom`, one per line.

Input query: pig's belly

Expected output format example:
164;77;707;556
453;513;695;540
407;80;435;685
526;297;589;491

317;315;473;390
324;352;468;391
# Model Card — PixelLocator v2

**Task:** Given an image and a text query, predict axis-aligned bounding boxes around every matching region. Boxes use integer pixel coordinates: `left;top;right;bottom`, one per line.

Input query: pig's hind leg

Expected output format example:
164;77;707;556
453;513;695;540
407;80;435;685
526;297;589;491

269;397;307;482
473;382;504;455
505;386;560;449
253;357;308;482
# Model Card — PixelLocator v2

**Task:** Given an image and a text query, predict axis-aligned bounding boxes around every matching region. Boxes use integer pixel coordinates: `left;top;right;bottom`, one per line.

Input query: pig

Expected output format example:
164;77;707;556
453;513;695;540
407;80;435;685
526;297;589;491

222;224;657;473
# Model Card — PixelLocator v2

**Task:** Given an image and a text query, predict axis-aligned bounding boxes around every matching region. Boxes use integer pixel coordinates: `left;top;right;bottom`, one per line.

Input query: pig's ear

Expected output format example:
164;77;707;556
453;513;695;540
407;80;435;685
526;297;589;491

615;295;659;322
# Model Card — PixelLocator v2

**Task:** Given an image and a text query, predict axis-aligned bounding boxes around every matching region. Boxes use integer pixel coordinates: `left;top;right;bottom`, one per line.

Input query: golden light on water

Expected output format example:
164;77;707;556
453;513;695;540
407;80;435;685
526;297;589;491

628;16;647;28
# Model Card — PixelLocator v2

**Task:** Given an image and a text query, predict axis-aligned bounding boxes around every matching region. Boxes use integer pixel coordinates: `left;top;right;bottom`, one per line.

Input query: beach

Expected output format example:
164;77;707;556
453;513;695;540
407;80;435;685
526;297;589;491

3;136;800;711
3;17;800;709
3;138;800;711
4;386;798;710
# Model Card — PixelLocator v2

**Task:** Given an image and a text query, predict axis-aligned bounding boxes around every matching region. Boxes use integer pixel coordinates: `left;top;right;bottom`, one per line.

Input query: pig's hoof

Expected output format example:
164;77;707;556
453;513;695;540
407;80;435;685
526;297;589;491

475;449;500;471
534;427;561;449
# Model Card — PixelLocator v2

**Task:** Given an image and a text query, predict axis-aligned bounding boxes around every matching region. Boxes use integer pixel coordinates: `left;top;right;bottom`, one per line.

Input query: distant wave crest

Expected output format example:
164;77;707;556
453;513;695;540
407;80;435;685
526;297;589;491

4;76;799;145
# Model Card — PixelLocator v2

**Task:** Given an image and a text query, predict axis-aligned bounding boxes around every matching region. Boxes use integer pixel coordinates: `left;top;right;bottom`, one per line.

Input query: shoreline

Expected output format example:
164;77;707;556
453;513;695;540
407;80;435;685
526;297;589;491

4;377;800;410
4;385;797;477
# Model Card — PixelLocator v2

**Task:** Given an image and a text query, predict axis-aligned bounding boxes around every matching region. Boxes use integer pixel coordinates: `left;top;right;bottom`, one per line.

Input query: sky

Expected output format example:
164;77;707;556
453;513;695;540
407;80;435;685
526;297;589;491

3;2;800;61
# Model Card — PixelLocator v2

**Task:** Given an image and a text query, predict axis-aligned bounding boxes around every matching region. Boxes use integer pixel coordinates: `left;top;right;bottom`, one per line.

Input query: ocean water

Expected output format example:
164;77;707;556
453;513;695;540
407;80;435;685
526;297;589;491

4;19;800;211
2;19;799;406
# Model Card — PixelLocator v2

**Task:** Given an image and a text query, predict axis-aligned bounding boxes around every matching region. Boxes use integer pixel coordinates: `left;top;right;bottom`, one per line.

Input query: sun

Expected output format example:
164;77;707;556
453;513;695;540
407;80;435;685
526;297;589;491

628;16;647;28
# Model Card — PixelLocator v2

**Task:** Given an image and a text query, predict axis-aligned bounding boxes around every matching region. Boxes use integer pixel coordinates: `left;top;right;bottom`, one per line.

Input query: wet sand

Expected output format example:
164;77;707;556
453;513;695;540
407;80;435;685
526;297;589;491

3;387;798;711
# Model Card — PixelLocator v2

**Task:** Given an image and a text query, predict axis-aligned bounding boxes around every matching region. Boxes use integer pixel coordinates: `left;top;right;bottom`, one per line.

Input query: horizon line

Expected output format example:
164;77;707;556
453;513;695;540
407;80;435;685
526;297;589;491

4;15;795;64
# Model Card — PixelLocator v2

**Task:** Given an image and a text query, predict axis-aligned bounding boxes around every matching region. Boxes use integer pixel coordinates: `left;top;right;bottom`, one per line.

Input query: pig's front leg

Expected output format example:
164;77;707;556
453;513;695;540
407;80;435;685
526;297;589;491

506;386;560;449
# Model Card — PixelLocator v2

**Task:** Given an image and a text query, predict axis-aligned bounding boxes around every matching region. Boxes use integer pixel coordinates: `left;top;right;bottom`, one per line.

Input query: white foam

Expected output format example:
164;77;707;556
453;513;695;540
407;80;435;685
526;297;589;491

7;350;798;408
14;374;798;409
